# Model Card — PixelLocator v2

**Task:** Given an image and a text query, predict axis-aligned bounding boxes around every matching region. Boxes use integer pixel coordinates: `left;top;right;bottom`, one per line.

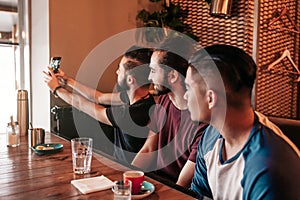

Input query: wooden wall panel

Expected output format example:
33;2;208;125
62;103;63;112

174;0;299;119
255;0;299;119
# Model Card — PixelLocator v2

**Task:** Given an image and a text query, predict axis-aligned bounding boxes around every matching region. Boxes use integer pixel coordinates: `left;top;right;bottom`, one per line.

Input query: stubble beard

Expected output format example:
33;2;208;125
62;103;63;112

152;74;170;96
152;85;170;96
116;77;129;92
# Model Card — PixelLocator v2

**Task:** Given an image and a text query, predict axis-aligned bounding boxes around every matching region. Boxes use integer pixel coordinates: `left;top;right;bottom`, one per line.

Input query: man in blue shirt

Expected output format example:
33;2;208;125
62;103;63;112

184;44;300;199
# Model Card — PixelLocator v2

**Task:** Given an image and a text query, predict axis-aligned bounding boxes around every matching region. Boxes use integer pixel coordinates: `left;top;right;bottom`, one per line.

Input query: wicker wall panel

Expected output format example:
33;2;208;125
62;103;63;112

298;1;300;117
256;0;299;118
173;0;255;55
172;0;299;119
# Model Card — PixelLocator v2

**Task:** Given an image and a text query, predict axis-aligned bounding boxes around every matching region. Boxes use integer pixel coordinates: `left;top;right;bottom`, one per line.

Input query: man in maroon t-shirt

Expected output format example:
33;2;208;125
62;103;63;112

132;36;208;188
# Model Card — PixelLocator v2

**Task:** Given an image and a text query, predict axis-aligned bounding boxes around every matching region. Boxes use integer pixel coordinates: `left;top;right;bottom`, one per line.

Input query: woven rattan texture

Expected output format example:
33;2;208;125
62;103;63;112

173;0;299;119
256;0;299;118
173;0;254;54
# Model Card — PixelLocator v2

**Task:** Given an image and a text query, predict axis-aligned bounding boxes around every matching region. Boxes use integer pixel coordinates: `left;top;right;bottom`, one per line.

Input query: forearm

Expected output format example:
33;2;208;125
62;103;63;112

45;68;110;124
131;148;157;171
65;77;99;102
176;160;195;188
131;131;158;171
55;87;112;126
66;77;123;105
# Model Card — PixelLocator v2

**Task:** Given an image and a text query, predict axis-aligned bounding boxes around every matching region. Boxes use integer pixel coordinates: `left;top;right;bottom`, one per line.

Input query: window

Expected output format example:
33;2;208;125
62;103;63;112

0;45;17;132
0;0;28;133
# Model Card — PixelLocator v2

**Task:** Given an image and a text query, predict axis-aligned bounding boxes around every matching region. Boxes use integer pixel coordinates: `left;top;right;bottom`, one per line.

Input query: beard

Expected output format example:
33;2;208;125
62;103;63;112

152;74;171;96
116;78;129;92
152;84;170;96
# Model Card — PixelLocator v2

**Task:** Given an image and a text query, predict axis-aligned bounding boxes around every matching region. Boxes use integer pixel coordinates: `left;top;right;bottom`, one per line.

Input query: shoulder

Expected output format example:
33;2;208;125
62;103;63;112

131;93;156;108
241;114;300;198
143;93;156;105
157;94;170;104
151;94;173;115
199;125;221;154
243;113;298;162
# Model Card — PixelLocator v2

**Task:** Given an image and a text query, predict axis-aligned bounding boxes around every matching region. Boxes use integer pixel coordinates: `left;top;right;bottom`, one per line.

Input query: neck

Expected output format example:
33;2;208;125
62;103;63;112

214;106;255;160
127;86;149;104
168;87;187;110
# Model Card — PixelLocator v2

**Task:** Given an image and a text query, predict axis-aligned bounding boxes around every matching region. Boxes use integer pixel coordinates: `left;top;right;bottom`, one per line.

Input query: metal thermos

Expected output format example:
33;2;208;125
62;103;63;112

17;90;29;136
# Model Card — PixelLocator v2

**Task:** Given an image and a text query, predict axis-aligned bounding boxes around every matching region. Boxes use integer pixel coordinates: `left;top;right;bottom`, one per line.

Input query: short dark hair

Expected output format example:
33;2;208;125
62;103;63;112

154;36;195;77
189;44;256;94
123;46;153;86
124;45;153;67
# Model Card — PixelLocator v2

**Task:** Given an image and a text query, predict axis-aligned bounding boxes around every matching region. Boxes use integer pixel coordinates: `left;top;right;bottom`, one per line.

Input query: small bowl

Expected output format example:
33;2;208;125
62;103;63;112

32;143;63;155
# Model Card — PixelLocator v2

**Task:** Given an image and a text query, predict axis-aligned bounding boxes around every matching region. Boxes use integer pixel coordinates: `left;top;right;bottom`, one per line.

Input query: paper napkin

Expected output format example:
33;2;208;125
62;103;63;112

71;175;114;194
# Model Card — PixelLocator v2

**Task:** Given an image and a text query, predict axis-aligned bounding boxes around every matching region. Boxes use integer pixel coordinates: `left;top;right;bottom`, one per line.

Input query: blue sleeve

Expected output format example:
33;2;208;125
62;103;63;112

241;150;274;200
242;125;300;199
191;143;213;199
191;125;219;199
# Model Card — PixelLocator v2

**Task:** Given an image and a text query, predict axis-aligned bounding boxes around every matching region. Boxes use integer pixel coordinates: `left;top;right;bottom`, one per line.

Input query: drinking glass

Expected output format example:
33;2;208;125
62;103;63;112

112;180;132;200
71;137;93;174
6;122;20;147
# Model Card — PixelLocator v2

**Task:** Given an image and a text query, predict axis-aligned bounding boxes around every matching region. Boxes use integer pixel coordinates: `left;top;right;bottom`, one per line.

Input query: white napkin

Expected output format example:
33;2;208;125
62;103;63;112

71;175;114;194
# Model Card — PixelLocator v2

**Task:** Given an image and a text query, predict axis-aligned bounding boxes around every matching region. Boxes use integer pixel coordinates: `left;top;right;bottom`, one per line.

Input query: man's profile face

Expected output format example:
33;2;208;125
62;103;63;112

184;67;209;122
148;51;170;95
116;56;129;91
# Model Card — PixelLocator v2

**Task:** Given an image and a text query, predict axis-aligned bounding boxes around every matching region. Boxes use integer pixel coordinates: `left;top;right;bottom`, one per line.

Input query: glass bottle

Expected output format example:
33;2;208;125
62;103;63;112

6;122;20;147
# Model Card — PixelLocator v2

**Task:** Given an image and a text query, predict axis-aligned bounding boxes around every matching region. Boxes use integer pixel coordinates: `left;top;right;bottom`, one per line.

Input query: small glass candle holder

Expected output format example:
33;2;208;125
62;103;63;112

7;122;20;147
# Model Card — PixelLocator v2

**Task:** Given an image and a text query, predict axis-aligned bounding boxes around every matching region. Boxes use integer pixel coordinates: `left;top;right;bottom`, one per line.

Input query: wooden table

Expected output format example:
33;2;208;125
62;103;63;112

0;132;196;199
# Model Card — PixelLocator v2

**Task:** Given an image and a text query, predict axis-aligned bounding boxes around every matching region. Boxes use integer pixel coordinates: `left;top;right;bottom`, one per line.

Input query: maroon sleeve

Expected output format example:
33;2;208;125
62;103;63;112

148;95;168;134
188;123;208;162
148;101;159;133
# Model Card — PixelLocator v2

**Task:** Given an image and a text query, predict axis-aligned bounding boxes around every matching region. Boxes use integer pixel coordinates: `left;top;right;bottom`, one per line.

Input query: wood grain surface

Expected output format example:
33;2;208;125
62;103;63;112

0;132;195;200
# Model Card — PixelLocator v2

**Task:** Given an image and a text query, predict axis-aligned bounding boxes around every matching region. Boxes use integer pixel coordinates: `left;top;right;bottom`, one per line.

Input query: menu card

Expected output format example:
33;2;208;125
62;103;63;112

71;175;114;194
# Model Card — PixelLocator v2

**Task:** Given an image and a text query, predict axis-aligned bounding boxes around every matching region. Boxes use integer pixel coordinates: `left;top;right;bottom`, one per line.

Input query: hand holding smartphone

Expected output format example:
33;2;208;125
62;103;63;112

50;57;62;73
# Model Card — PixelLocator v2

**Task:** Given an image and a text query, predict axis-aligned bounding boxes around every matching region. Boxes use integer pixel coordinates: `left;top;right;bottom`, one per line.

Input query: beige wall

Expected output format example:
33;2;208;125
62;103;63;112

49;0;140;93
47;0;145;131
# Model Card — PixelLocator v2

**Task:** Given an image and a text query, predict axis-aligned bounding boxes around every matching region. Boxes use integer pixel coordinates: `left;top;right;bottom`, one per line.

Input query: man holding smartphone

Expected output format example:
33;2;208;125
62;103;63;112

50;57;61;73
44;46;156;164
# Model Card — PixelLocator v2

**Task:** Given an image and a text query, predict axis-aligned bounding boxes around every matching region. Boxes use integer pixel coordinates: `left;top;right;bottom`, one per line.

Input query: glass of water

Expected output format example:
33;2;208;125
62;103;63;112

112;180;132;200
71;137;93;174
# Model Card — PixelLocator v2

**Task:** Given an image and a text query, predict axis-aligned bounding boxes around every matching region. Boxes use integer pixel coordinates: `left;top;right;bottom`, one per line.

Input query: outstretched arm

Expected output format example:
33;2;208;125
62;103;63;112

44;68;112;126
55;68;123;105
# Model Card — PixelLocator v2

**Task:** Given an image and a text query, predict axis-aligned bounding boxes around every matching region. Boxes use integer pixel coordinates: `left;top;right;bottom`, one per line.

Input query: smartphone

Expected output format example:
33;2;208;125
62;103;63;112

50;57;62;73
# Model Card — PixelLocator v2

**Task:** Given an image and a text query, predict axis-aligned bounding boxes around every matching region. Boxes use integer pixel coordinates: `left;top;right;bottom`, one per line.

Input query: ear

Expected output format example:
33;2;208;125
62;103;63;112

126;74;135;85
207;89;217;109
169;70;179;84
